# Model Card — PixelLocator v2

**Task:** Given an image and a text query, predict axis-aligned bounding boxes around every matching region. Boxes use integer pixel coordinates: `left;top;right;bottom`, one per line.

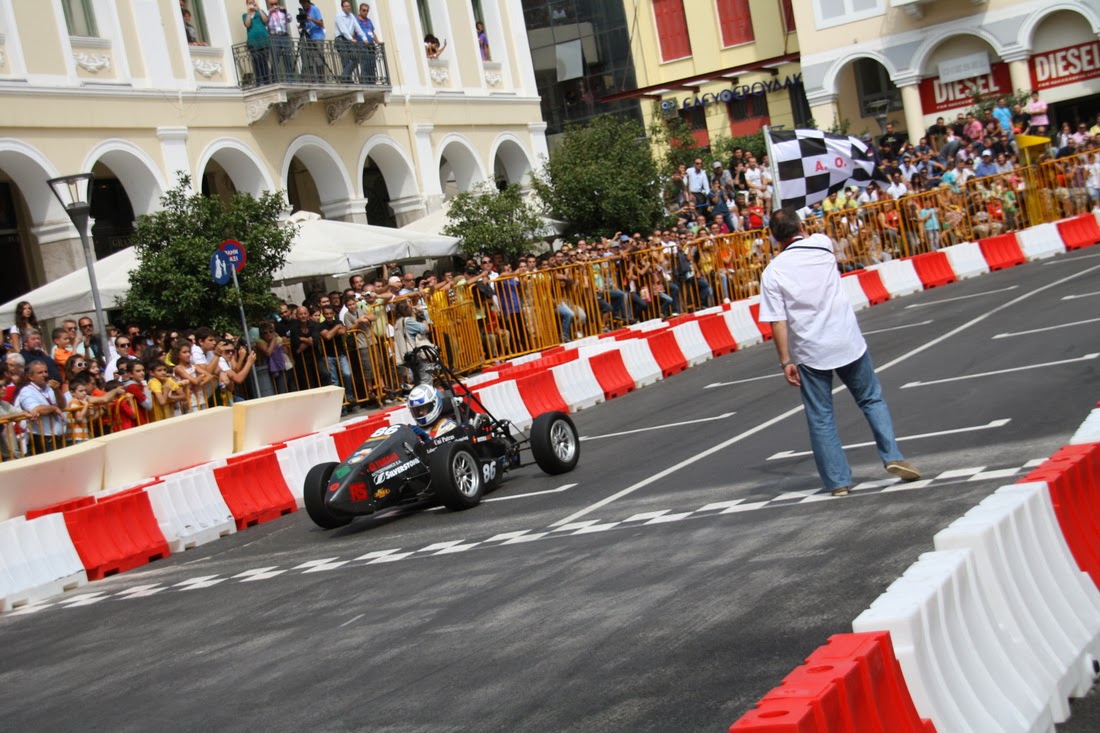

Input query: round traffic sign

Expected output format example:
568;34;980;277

210;250;233;285
219;239;247;273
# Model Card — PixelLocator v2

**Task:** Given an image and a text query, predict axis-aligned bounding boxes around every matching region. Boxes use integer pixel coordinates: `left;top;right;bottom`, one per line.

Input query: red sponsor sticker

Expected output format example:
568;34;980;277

348;482;370;503
328;482;340;493
368;453;399;473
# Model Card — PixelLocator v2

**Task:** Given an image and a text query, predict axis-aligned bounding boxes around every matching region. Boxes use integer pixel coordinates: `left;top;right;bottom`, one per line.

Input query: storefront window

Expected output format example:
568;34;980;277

854;58;902;118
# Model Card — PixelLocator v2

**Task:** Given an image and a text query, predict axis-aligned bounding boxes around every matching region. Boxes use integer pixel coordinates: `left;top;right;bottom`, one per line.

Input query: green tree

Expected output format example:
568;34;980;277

120;176;295;334
442;182;546;261
532;114;666;238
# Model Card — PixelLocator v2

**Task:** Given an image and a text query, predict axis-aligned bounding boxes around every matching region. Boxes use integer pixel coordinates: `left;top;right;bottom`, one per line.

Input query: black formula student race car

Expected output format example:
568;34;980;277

304;346;580;529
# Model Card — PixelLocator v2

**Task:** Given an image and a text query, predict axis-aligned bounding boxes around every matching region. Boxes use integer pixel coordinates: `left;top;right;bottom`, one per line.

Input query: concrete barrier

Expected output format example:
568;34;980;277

0;441;107;522
94;407;234;489
232;386;343;453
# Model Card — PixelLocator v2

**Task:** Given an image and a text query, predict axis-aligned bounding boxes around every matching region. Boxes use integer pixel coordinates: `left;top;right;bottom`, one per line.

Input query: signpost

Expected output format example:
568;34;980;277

212;240;261;398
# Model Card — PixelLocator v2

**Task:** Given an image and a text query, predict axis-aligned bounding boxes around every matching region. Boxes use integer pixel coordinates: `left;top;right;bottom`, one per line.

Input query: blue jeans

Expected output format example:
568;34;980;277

326;353;356;403
797;349;904;491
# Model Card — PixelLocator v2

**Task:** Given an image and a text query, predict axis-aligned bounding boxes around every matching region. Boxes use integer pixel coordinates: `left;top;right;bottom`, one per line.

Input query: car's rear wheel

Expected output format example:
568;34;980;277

430;444;484;510
304;462;354;529
530;411;579;475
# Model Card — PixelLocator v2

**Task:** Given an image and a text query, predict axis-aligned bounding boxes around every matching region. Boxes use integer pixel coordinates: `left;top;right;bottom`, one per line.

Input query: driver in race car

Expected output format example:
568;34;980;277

406;384;457;442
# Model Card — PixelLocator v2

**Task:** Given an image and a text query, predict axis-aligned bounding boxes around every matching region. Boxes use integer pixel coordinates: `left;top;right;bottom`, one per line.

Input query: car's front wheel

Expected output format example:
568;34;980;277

304;462;354;529
430;443;485;510
530;411;580;475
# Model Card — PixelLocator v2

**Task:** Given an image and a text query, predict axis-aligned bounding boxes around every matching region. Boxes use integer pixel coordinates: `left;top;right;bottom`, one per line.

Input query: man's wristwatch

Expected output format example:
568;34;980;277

780;360;794;369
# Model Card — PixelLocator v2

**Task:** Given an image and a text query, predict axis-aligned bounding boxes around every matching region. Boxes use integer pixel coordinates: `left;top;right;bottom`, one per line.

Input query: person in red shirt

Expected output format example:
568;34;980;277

115;358;153;429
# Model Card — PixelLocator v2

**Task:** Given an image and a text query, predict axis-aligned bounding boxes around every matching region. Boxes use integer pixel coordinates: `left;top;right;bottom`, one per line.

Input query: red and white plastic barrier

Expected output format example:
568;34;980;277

943;241;990;280
1018;222;1067;261
869;259;924;298
0;514;87;612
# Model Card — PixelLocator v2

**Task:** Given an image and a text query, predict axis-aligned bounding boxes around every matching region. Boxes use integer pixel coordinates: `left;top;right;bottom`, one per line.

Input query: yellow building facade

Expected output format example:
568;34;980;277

604;0;807;151
0;0;547;304
791;0;1100;142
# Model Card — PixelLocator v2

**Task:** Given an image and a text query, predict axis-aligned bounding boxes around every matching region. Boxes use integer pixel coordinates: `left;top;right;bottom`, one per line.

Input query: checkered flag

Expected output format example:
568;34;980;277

767;129;884;210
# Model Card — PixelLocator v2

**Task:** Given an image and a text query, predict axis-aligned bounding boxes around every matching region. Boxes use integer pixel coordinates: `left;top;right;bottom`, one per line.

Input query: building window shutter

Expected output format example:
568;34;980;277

653;0;691;62
716;0;754;47
781;0;796;32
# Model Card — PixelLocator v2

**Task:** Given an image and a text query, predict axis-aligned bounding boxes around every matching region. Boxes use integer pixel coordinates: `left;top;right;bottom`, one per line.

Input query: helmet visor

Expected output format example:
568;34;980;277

409;401;435;420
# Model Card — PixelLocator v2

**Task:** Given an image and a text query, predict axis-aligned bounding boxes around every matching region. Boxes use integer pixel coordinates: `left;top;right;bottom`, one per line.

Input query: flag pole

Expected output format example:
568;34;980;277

761;124;782;211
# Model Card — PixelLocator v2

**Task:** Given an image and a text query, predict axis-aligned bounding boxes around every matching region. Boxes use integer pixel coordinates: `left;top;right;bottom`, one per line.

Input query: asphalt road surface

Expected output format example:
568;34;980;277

4;249;1100;733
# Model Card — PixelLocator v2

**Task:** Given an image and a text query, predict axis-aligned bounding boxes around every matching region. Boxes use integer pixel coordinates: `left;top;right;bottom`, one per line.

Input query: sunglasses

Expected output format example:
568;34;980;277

117;341;131;347
72;362;86;368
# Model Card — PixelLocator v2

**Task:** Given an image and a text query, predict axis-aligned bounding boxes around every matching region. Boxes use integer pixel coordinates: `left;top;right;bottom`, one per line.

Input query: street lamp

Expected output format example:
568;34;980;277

47;173;108;364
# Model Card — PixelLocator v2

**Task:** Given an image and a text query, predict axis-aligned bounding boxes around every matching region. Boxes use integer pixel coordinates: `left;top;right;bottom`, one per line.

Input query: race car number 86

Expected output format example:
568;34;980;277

482;461;497;483
370;425;402;438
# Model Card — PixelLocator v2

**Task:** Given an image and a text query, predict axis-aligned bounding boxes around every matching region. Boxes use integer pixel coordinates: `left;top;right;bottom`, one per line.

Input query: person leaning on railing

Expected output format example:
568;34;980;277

14;360;66;454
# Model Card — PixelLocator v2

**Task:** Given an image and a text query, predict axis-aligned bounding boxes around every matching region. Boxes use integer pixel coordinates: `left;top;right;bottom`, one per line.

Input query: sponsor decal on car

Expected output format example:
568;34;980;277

328;482;340;493
347;453;367;465
333;465;352;479
373;488;390;499
368;453;399;473
348;482;370;503
372;459;419;483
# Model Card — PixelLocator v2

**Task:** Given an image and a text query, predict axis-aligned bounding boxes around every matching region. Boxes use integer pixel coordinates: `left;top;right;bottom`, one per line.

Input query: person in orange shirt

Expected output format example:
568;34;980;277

50;326;74;370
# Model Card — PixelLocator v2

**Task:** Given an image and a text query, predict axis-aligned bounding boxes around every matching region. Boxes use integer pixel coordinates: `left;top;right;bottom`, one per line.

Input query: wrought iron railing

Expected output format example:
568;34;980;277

232;40;390;90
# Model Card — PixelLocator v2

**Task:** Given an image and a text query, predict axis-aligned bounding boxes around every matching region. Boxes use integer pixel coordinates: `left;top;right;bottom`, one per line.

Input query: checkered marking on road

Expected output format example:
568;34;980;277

6;458;1046;615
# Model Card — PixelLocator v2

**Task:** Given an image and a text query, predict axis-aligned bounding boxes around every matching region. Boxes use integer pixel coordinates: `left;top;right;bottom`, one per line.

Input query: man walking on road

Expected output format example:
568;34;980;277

758;208;921;496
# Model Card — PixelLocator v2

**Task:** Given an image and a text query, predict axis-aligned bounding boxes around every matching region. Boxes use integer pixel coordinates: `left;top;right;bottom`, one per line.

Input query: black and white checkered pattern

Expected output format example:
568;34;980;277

767;129;882;210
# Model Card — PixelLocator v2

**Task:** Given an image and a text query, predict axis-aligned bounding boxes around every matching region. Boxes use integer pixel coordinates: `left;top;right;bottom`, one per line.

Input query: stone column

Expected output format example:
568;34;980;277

320;198;369;224
390;195;428;227
806;91;839;132
413;123;443;213
156;126;192;190
32;220;84;283
896;79;925;142
528;121;549;167
1003;51;1032;96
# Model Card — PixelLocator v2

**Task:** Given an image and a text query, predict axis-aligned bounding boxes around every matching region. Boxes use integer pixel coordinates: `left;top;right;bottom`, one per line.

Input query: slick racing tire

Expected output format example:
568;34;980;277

430;443;485;511
530;411;580;475
304;462;354;530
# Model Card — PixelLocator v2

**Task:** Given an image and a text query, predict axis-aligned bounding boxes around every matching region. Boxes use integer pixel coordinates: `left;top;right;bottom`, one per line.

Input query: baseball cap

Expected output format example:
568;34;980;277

620;234;630;242
388;275;402;286
712;161;722;169
981;150;991;157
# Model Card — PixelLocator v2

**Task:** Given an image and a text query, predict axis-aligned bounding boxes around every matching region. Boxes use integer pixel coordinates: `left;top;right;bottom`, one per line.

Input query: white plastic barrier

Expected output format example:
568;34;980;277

854;548;1055;733
671;321;713;367
618;338;663;388
841;273;871;311
463;371;505;388
1069;408;1100;445
629;319;667;333
1018;223;1068;261
0;441;106;522
0;513;87;612
563;335;601;349
151;462;236;550
695;305;725;317
943;241;991;280
576;341;621;361
508;352;545;366
276;433;340;508
934;484;1100;719
550;359;605;412
873;259;924;298
473;380;533;431
722;302;764;349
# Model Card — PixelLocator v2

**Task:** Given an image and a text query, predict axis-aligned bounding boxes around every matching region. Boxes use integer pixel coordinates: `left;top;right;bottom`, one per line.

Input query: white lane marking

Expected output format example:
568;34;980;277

935;467;986;479
419;541;465;552
1045;252;1100;264
339;613;365;628
992;317;1100;339
353;549;402;562
483;483;576;502
645;512;692;524
705;374;782;389
551;262;1100;527
968;467;1021;481
580;414;735;440
766;419;1012;460
1062;291;1100;301
904;285;1018;308
862;320;935;335
901;354;1099;388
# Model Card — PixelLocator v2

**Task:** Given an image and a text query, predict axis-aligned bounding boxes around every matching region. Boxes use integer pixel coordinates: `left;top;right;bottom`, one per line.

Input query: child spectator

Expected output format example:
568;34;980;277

148;360;186;421
51;326;74;370
66;379;93;443
173;339;211;412
116;358;153;429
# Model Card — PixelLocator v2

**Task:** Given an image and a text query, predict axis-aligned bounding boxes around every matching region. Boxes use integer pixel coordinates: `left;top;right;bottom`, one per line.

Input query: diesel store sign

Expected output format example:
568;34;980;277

1030;40;1100;91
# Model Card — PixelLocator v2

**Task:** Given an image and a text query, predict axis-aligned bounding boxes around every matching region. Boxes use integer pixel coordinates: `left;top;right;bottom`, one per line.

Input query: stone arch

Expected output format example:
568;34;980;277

80;139;167;216
195;138;277;198
357;135;419;200
489;133;534;188
0;139;66;225
821;51;900;100
281;135;355;211
911;29;1008;79
1019;3;1100;50
437;134;487;195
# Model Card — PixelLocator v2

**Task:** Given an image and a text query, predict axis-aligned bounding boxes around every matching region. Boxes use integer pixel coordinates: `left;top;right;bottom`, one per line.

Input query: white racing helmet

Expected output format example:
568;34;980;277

407;384;442;427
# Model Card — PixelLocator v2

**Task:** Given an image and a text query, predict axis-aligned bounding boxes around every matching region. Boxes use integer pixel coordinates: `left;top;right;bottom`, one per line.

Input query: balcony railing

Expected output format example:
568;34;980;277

232;39;391;90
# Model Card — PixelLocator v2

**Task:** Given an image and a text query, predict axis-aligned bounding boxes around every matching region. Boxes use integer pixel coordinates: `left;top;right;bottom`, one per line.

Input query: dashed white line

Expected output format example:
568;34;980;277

992;317;1100;339
862;320;934;335
904;285;1018;308
901;355;1099;388
1062;291;1100;301
705;373;782;389
767;419;1012;460
580;414;735;440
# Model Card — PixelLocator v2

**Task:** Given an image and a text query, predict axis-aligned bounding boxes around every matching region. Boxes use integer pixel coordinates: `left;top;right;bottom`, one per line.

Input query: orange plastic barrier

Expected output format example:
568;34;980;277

25;496;95;521
588;350;635;400
213;452;298;530
62;491;171;581
515;370;569;417
1056;214;1100;251
748;303;773;340
909;251;957;289
698;315;738;357
1020;442;1100;587
730;631;935;732
854;269;891;306
978;233;1025;271
645;330;688;378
